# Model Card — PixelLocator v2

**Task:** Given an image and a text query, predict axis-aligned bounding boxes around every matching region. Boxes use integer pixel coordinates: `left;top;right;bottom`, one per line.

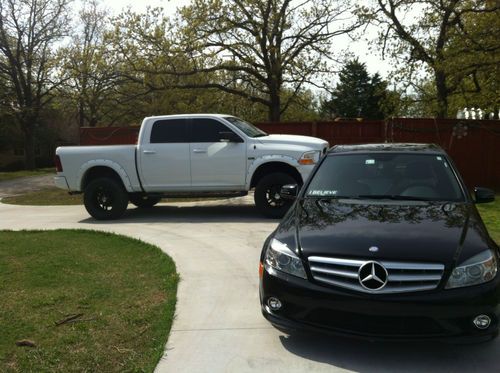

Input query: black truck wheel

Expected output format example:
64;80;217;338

254;172;297;218
83;177;128;220
129;194;162;208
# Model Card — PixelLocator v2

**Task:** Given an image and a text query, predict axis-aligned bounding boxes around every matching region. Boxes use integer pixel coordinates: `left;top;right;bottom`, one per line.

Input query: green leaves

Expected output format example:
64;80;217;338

108;0;361;121
359;0;499;118
322;58;396;119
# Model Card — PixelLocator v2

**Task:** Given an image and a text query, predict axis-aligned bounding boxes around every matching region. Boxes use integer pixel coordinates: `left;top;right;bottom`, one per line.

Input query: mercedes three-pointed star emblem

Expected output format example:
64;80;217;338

358;261;388;291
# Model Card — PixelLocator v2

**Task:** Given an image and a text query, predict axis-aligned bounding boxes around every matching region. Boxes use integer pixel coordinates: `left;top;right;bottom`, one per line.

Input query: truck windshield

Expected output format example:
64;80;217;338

224;117;268;138
305;153;465;202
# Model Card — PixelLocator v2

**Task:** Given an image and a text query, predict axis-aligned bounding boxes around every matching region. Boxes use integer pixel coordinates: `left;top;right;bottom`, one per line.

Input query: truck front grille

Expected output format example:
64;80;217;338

308;256;445;294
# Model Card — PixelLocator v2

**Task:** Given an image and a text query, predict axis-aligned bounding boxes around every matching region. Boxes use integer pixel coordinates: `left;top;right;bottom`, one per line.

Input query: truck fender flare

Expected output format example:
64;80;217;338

245;155;300;190
78;160;134;192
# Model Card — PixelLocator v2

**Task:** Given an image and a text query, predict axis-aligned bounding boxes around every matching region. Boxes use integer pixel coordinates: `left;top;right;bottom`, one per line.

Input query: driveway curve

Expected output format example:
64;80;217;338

1;199;499;373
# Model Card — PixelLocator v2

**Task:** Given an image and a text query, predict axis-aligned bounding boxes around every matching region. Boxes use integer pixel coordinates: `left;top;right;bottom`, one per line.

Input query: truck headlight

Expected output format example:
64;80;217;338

265;238;307;279
298;151;320;165
445;250;498;289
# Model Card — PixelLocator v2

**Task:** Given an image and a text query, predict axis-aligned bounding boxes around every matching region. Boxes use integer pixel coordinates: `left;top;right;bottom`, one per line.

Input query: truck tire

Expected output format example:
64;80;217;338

254;172;297;218
129;194;161;208
84;177;128;220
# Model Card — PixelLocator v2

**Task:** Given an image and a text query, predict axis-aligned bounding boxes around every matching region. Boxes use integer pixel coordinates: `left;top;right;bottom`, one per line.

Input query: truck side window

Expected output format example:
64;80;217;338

150;119;189;143
191;118;241;143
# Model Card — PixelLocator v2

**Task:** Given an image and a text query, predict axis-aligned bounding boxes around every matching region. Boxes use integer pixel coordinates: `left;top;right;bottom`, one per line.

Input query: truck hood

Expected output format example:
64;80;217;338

257;134;328;149
274;199;493;267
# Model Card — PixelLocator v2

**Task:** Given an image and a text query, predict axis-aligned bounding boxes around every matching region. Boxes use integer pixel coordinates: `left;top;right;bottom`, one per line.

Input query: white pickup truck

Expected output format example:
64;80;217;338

55;114;328;219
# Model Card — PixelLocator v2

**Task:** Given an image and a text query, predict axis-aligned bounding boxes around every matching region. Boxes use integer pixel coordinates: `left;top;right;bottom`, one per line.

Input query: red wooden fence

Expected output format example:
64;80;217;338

80;118;500;190
80;126;140;145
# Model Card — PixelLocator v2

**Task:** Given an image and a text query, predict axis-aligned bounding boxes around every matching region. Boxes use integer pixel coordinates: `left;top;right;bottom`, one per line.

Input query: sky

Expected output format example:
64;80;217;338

100;0;392;78
105;0;191;16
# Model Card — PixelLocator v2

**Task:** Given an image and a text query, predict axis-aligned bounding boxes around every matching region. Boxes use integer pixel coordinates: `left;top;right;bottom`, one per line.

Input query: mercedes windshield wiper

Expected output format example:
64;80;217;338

357;194;430;201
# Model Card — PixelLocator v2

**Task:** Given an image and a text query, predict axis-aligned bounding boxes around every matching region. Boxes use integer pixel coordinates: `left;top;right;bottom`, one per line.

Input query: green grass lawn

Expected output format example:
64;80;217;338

0;230;178;372
0;168;54;182
2;187;82;205
477;197;500;244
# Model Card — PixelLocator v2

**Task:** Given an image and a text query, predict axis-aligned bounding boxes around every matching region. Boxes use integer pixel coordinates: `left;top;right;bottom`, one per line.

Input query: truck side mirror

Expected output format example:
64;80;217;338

219;131;243;143
280;184;299;200
474;187;495;204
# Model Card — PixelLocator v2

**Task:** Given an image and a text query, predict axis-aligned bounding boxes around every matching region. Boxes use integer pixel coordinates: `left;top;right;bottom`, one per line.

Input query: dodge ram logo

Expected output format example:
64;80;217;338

358;261;388;291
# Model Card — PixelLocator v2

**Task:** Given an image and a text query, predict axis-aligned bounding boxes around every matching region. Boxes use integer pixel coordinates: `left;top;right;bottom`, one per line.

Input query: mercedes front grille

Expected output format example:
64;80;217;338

308;256;445;294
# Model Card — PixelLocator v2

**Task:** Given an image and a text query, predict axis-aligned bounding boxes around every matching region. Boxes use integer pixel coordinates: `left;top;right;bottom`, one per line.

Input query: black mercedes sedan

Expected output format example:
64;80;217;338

259;143;499;342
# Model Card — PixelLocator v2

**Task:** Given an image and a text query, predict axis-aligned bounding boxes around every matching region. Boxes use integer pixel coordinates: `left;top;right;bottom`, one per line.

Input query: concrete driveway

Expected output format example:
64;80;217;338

0;198;498;373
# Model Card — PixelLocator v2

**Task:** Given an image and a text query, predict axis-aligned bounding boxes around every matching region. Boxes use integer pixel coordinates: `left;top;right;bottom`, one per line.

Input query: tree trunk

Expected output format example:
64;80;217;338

268;85;281;122
78;100;85;127
435;70;448;118
22;124;36;170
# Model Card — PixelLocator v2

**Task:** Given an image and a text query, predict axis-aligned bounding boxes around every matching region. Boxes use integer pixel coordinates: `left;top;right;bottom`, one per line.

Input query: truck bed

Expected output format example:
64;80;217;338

57;145;140;192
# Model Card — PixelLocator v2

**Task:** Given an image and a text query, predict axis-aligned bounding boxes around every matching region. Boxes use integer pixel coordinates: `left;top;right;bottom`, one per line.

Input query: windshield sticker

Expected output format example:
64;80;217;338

308;190;338;196
436;156;442;161
365;159;375;165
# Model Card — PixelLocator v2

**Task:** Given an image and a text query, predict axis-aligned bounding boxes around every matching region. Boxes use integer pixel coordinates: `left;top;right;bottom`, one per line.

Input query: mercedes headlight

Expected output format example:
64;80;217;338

445;250;498;289
265;238;307;279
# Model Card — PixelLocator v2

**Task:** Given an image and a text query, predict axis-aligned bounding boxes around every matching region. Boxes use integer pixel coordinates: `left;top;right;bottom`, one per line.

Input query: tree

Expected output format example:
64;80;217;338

60;0;118;127
322;59;394;119
113;0;361;122
444;2;500;114
0;0;70;168
61;2;178;128
358;0;499;118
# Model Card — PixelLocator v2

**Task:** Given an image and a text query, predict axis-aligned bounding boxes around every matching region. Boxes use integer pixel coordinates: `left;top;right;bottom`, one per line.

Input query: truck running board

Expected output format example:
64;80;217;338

153;191;248;199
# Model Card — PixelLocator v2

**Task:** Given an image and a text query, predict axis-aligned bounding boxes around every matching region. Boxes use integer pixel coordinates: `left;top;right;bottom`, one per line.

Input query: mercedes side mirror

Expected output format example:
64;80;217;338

474;187;495;204
280;184;299;200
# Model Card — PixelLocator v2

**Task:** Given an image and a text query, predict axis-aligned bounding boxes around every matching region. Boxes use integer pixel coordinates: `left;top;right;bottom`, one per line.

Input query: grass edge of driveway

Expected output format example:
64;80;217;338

0;168;54;182
0;229;178;372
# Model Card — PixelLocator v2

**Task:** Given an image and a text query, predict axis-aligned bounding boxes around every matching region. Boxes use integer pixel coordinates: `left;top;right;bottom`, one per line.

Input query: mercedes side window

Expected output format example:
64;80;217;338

191;118;242;143
150;119;189;143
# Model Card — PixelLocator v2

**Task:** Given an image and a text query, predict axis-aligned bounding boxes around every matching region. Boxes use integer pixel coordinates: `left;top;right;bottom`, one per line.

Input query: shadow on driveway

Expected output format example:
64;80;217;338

78;204;271;224
279;331;497;372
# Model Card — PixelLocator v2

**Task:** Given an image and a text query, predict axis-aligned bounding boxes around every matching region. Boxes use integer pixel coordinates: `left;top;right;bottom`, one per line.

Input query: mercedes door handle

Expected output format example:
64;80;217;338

192;149;207;154
143;150;156;155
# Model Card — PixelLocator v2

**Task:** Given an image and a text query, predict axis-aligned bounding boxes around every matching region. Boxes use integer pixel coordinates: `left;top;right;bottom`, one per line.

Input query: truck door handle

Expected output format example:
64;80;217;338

143;150;156;155
192;149;207;154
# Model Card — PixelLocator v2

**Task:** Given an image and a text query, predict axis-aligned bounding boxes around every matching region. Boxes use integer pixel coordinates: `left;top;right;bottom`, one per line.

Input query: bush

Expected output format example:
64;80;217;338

0;160;25;172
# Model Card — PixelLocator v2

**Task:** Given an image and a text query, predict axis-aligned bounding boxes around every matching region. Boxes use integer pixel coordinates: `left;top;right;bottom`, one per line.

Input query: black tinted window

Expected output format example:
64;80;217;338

306;153;464;201
191;118;238;142
150;119;189;143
